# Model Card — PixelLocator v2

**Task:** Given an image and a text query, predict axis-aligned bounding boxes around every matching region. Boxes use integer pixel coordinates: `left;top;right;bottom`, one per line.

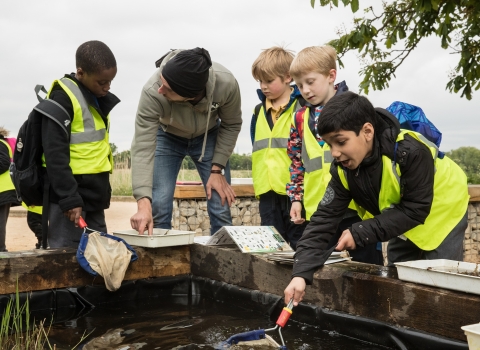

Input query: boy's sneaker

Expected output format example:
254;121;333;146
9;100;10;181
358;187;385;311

35;238;42;249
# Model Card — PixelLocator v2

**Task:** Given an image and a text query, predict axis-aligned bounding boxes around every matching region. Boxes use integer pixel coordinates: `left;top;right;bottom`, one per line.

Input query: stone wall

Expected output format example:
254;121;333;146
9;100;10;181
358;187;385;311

173;184;480;263
465;202;480;263
172;197;261;236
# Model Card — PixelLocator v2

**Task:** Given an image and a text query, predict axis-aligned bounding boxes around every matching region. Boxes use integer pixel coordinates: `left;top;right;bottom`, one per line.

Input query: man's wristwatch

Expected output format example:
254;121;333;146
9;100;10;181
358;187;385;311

211;169;225;175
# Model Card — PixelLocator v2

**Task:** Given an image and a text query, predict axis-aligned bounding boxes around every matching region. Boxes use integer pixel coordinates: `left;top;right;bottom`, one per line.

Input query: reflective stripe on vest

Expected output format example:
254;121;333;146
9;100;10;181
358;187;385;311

338;129;469;250
301;108;357;220
0;139;15;193
45;78;112;175
252;101;299;196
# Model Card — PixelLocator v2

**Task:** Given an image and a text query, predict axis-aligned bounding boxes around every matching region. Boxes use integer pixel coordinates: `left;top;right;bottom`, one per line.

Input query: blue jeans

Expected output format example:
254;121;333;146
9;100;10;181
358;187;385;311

152;125;232;235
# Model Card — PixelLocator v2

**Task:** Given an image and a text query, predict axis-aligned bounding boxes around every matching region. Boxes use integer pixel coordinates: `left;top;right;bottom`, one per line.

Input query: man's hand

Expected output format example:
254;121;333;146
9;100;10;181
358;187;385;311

130;197;153;235
284;277;306;307
290;202;305;224
206;166;236;206
65;207;82;226
336;229;357;251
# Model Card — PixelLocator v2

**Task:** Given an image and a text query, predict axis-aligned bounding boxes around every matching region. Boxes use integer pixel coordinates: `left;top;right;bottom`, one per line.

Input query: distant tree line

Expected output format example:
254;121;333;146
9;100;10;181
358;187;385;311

110;143;252;171
180;153;252;170
111;143;480;183
446;147;480;184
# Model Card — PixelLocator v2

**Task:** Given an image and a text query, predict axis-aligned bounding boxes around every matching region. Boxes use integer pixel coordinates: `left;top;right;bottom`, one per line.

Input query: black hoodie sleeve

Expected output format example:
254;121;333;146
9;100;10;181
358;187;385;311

349;135;435;247
41;88;84;211
0;140;9;174
292;167;352;284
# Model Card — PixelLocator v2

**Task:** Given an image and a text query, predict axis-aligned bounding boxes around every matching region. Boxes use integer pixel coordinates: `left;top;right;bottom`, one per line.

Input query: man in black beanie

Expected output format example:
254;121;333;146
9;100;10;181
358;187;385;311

130;48;242;236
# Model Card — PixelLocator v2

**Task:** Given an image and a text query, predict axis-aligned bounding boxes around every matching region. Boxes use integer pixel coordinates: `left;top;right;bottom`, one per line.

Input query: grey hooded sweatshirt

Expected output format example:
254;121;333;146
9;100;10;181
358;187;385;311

131;49;242;201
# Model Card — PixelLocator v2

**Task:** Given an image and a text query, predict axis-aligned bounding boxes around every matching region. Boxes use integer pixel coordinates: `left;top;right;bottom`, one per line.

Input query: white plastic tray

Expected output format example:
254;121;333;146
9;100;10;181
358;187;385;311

395;259;480;295
113;229;194;248
461;323;480;350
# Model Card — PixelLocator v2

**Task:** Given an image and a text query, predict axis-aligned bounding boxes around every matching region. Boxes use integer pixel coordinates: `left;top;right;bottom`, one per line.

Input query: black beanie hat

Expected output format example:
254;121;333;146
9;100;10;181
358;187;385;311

162;48;212;98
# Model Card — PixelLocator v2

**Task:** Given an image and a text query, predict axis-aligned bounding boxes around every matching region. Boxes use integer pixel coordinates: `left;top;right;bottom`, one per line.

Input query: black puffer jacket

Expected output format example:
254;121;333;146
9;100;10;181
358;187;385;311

292;108;435;284
0;136;21;207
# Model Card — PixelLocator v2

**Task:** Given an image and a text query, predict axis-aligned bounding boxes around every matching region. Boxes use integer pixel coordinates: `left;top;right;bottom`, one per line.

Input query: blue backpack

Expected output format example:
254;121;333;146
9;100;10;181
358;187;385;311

386;101;442;148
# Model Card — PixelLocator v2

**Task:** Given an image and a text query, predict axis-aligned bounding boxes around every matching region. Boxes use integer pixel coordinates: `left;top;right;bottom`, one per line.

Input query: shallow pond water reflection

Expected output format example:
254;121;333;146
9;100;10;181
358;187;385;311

47;295;389;350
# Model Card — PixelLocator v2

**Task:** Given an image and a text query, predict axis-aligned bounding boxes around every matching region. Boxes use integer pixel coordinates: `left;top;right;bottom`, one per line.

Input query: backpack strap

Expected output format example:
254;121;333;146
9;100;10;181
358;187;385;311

251;103;263;143
375;107;401;132
34;85;48;103
33;99;71;139
254;103;262;118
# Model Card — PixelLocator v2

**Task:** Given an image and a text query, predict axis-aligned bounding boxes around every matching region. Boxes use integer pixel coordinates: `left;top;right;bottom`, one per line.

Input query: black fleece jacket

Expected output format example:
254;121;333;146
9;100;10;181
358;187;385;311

41;74;120;212
292;108;435;284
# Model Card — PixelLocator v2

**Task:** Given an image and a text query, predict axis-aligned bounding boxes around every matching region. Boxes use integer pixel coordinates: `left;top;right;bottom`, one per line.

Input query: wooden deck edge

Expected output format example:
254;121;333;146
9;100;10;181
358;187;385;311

0;246;190;295
190;244;479;342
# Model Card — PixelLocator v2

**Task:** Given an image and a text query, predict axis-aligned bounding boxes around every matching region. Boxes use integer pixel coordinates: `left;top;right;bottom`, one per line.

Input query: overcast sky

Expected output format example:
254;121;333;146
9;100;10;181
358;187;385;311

0;0;477;155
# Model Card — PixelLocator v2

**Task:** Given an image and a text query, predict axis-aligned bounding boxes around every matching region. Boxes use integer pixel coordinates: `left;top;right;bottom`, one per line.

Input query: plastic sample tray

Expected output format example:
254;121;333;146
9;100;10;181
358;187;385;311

113;229;194;248
395;259;480;295
461;323;480;350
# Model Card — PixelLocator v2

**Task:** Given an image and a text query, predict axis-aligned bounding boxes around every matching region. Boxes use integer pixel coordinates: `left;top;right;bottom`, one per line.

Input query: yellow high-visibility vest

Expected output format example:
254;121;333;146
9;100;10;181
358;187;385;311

338;129;469;250
43;77;112;174
21;202;42;214
301;108;360;220
0;139;15;192
252;101;300;196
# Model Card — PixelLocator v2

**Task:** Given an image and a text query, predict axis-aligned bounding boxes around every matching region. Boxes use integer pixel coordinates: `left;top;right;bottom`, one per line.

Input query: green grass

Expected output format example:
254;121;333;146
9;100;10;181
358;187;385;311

0;281;90;349
110;168;252;196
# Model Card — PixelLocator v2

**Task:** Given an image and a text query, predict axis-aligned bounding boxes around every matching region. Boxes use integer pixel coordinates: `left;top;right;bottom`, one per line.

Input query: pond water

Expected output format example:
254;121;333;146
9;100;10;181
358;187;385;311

47;295;389;350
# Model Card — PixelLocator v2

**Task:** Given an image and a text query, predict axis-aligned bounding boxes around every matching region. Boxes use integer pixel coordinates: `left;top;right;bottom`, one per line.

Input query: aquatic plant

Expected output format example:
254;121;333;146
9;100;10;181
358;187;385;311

0;281;90;349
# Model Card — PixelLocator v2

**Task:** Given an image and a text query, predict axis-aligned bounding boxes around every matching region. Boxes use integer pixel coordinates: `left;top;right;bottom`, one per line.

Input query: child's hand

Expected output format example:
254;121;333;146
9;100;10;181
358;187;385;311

284;277;306;306
65;207;82;226
336;229;356;250
290;202;305;224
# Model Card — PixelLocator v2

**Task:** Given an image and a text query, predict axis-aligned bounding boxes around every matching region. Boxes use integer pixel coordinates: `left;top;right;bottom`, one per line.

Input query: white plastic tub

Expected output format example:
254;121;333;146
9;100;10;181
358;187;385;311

461;323;480;350
395;259;480;295
113;229;194;248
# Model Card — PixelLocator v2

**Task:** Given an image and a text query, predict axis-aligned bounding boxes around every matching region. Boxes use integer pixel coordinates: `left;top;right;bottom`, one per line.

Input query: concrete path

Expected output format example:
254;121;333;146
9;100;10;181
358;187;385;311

5;200;138;252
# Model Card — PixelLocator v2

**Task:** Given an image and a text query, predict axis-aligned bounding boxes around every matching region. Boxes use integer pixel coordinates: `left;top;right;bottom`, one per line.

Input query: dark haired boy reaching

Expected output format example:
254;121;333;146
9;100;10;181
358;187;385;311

42;40;119;248
284;91;468;305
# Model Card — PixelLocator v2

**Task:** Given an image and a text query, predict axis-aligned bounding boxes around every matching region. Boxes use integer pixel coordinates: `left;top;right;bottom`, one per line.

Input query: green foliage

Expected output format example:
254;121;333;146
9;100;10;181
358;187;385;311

229;153;252;170
114;149;131;169
181;156;196;170
446;147;480;184
180;154;252;171
109;143;118;156
310;0;480;99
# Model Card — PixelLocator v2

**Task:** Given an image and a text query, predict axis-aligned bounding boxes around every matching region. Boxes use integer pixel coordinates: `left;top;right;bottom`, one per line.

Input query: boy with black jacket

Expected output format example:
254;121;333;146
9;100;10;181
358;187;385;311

285;92;468;305
42;40;119;248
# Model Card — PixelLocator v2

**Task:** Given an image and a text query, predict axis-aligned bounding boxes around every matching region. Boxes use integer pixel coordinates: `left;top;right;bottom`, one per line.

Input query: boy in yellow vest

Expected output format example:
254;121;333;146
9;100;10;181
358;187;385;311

287;46;382;265
251;47;306;249
285;92;468;305
42;41;119;248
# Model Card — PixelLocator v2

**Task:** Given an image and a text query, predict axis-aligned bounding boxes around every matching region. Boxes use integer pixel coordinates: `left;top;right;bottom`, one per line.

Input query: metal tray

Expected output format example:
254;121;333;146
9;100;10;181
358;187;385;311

395;259;480;295
113;229;194;248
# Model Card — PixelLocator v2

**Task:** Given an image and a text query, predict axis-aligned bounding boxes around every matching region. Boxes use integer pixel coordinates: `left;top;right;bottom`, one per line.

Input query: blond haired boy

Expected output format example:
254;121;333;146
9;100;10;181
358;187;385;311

286;45;383;263
251;46;306;250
